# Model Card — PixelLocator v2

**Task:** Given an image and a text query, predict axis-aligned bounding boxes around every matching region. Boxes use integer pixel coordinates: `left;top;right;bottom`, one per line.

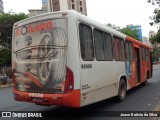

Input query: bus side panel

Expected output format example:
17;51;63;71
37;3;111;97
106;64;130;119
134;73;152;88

80;61;116;106
127;61;137;88
140;61;148;83
67;13;81;91
126;36;151;88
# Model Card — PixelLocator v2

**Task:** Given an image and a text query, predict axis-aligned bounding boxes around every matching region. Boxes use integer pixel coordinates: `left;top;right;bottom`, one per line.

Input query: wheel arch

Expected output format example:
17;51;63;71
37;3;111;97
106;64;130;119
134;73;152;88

147;70;150;79
119;75;127;88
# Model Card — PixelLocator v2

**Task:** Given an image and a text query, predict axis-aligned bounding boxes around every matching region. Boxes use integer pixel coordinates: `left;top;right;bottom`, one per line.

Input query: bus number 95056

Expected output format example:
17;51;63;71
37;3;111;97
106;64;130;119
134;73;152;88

81;64;92;69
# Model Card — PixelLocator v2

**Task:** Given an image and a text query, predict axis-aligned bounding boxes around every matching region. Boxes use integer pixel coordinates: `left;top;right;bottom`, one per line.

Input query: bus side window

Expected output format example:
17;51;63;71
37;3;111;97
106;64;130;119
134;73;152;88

140;47;144;61
143;48;146;61
79;23;94;61
93;29;113;61
125;42;129;61
145;48;149;61
114;37;125;61
94;29;105;60
125;41;133;61
129;42;134;61
104;33;113;61
113;39;120;60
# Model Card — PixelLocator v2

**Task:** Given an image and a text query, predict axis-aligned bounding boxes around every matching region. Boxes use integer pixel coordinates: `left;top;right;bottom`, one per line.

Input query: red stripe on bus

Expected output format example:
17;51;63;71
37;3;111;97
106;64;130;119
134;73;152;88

126;36;152;49
13;88;80;108
25;72;43;88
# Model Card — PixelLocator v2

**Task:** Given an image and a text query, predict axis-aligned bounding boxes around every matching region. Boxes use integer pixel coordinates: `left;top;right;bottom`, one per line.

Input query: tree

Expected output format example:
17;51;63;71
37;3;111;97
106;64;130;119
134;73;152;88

118;28;139;40
147;0;160;5
106;23;139;40
147;0;160;25
147;0;160;60
106;23;120;30
0;13;28;68
149;31;160;60
151;32;160;43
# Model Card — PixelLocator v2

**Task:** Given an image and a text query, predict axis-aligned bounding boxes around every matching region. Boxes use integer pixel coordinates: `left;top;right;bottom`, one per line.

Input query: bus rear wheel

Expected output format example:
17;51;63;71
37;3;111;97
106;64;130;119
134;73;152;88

117;79;127;102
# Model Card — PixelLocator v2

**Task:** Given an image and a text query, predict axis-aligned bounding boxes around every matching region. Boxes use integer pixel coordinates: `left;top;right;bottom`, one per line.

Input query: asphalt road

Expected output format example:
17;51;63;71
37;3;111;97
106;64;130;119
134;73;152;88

0;65;160;120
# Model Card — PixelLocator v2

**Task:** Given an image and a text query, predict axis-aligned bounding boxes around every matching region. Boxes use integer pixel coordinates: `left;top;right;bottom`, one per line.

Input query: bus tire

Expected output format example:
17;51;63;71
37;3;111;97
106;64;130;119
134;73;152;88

142;80;147;86
117;79;127;102
143;71;149;86
36;27;67;89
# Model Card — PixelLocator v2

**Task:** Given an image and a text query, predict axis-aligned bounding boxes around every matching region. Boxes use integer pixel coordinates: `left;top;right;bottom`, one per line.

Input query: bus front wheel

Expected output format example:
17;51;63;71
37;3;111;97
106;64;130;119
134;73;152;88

117;79;127;102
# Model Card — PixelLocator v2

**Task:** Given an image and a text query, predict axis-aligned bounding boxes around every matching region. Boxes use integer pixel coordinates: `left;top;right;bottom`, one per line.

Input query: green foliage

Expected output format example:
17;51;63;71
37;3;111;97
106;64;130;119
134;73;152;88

147;0;160;25
106;23;139;40
147;0;160;59
147;0;160;5
0;48;11;68
151;32;160;43
0;13;28;26
152;47;160;61
150;32;160;60
118;28;139;40
0;12;28;68
106;23;120;30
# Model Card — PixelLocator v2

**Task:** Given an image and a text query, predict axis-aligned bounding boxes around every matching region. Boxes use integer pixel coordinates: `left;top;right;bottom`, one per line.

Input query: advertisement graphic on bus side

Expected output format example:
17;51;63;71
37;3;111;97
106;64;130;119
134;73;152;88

12;19;68;93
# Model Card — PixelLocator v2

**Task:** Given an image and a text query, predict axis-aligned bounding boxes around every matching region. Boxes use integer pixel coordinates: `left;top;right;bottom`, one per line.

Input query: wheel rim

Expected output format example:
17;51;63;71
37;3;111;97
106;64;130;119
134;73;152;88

120;84;126;99
38;34;53;82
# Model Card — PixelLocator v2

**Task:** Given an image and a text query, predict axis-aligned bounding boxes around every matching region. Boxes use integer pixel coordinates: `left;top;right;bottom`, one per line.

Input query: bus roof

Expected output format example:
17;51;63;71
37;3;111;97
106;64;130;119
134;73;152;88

14;10;151;49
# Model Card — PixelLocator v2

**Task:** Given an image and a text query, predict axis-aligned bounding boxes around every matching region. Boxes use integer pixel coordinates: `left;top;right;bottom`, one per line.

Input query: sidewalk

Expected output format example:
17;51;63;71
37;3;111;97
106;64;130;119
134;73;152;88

0;83;13;88
0;79;13;88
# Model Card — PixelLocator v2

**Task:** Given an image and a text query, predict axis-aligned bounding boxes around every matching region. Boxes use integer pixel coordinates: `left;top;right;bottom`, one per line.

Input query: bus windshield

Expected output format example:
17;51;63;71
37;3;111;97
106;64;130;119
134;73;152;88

13;18;68;94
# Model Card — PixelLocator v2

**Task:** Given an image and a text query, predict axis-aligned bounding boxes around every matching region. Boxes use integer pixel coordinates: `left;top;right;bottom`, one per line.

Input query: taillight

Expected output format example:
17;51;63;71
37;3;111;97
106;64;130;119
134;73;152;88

64;67;74;93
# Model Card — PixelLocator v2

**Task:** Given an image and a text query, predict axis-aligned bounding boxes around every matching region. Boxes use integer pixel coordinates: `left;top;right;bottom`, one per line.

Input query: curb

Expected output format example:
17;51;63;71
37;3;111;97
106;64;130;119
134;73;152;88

0;83;13;88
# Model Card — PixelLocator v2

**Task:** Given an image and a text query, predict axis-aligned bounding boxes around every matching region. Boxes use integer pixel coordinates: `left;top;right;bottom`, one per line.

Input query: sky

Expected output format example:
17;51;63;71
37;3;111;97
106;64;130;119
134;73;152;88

3;0;158;37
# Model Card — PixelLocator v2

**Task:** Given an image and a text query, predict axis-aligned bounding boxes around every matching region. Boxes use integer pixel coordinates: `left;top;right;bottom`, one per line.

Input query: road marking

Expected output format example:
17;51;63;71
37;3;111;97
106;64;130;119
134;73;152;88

155;98;159;100
10;106;30;111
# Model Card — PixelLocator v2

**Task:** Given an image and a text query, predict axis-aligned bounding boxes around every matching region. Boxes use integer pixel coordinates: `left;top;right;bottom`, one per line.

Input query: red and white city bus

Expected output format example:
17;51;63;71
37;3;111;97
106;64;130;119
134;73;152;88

12;10;152;108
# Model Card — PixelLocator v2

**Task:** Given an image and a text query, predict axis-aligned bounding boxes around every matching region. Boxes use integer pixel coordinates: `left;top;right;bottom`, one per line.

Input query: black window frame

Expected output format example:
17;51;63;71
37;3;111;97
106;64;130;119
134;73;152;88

93;28;113;61
125;41;134;62
113;36;125;61
79;23;94;61
145;48;149;61
140;47;149;61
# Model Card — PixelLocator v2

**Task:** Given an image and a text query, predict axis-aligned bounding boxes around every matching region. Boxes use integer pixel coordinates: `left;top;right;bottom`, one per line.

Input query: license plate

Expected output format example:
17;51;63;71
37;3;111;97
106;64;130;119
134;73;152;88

32;98;43;103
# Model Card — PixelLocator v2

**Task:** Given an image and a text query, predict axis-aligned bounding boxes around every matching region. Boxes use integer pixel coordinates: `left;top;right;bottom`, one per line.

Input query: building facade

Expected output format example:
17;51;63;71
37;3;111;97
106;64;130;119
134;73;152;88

29;0;87;17
149;31;160;48
127;25;143;42
42;0;48;10
28;0;48;17
48;0;87;16
149;31;156;39
28;9;47;17
142;36;152;46
0;0;4;13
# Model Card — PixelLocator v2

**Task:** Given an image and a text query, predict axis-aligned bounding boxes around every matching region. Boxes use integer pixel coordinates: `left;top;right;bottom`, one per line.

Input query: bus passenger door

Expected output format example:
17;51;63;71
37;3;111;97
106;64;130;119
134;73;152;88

134;48;140;83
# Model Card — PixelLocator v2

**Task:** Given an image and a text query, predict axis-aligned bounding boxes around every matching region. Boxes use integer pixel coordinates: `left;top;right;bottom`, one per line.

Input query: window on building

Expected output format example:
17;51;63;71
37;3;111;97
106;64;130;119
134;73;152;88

80;7;83;12
80;1;83;6
71;0;75;10
72;4;75;9
79;23;94;61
